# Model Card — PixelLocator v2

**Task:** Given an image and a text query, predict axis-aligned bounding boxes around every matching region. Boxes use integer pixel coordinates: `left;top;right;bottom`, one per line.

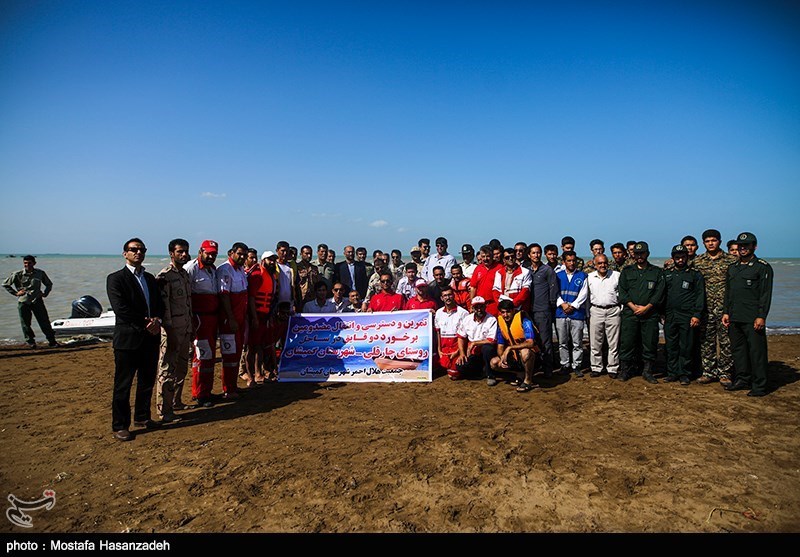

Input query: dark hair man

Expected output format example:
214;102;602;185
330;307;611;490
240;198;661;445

3;254;58;349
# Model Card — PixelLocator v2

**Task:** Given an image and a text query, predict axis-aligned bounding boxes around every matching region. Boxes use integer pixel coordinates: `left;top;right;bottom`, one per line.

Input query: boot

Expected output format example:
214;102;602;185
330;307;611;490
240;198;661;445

642;361;658;384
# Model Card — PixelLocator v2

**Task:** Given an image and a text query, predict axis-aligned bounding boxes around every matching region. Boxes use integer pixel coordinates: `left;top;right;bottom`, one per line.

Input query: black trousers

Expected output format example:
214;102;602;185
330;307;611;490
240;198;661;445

532;310;555;371
729;321;769;394
18;299;56;345
112;340;159;431
455;344;496;378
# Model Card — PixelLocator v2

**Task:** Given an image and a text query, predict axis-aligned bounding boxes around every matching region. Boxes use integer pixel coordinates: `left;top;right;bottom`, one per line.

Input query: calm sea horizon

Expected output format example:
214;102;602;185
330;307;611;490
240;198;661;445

1;254;798;345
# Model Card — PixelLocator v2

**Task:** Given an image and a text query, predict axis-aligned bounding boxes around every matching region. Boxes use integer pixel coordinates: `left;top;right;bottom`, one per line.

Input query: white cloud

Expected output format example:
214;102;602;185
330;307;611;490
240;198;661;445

396;227;408;233
201;192;226;198
370;220;389;228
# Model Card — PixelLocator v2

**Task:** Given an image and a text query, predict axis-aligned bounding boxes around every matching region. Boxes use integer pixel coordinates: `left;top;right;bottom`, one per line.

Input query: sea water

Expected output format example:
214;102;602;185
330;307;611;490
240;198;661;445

1;254;798;345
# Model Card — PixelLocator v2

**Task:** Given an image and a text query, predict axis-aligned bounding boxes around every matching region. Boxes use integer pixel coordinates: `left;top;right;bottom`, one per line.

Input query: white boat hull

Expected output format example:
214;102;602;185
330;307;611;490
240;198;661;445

51;311;116;338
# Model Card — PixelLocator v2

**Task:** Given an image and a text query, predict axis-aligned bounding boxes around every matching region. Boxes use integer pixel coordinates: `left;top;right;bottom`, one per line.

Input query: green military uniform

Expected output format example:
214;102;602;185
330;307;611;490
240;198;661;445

3;266;57;347
693;250;735;381
723;233;772;396
663;246;705;381
618;242;665;380
156;264;193;417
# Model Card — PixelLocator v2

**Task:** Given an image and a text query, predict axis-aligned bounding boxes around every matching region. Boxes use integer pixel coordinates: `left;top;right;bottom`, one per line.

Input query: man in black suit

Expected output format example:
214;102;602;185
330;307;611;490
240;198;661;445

334;245;368;299
107;238;165;442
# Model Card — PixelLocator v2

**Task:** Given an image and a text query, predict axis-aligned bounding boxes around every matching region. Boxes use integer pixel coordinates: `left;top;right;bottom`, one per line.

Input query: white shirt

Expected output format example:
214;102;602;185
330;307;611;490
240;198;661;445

395;276;417;300
302;299;338;313
457;313;498;342
216;260;248;294
277;262;293;303
184;258;218;295
492;266;532;299
586;270;620;307
435;305;469;339
556;271;589;309
461;261;478;279
421;253;457;281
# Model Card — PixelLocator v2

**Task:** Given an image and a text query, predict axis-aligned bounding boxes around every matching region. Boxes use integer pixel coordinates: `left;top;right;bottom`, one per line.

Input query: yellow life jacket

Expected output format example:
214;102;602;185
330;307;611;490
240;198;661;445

497;311;540;351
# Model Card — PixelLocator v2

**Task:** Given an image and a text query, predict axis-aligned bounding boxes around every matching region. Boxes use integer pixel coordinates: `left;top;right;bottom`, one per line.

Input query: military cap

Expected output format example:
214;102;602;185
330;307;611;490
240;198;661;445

736;232;757;245
410;246;421;253
671;244;688;256
461;243;474;253
632;241;649;253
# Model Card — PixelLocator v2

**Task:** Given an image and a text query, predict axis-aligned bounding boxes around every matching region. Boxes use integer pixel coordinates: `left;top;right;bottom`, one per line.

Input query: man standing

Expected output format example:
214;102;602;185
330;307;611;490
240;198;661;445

544;244;560;271
555;251;588;377
315;243;335;291
619;241;665;383
356;247;374;279
583;239;605;274
422;237;457;282
726;240;739;257
395;262;419;301
513;242;530;268
491;299;539;392
427;266;451;309
388;250;406;284
663;245;705;385
693;229;736;386
367;272;404;311
409;245;423;267
454;296;498;384
556;236;585;272
106;238;165;441
460;244;478;279
155;239;192;422
335;245;369;299
3;255;58;348
217;242;249;399
275;241;297;311
361;255;391;310
185;240;220;407
246;251;278;385
586;254;621;378
493;247;532;311
723;232;773;397
405;279;438;311
470;245;501;316
450;264;472;311
524;243;559;377
609;243;630;272
435;286;469;377
296;245;320;307
664;235;700;270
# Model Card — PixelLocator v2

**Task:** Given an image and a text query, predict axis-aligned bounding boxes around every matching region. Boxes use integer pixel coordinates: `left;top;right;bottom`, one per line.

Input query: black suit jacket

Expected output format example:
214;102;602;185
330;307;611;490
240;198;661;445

334;260;369;299
107;267;165;350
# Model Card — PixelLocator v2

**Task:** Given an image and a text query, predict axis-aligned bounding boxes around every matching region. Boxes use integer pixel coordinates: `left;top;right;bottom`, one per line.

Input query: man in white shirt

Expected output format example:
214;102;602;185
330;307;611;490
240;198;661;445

421;236;457;282
434;286;469;376
460;244;478;279
454;296;498;385
586;254;621;378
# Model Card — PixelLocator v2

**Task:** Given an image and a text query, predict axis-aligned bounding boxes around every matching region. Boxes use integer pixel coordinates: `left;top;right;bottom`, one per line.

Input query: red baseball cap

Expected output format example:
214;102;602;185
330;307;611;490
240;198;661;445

200;240;218;254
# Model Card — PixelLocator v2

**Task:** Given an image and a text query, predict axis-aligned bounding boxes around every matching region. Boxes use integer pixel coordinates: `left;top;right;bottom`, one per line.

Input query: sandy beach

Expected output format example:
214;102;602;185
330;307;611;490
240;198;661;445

1;336;798;533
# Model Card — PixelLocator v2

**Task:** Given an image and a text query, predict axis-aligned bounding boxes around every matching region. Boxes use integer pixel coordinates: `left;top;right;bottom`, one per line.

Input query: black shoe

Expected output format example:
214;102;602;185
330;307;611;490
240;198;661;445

26;342;36;349
643;372;658;384
725;380;750;392
619;372;630;382
747;390;766;397
663;375;679;383
679;376;691;386
543;369;553;378
590;371;601;378
133;419;162;430
113;429;133;442
197;398;214;408
574;368;584;378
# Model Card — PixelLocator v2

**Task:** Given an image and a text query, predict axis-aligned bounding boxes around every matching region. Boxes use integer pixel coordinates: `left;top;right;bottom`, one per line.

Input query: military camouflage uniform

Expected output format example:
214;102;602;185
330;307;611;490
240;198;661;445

610;258;633;273
693;251;735;382
156;264;193;417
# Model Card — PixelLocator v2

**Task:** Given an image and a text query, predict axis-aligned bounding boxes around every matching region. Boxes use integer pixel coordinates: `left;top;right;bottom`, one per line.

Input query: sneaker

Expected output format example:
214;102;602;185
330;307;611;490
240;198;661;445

486;377;498;387
679;376;691;386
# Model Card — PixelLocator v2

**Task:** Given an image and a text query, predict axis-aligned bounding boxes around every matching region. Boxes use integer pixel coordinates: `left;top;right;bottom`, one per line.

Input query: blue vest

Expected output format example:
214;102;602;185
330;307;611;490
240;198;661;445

555;270;587;320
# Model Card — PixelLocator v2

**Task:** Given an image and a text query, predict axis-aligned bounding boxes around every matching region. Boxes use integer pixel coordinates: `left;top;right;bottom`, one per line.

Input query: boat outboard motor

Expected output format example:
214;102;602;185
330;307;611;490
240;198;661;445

71;295;103;318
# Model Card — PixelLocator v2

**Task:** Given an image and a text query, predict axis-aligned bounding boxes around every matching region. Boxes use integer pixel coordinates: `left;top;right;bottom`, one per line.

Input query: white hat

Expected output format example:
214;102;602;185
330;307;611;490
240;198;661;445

471;296;486;305
414;278;428;287
261;250;277;260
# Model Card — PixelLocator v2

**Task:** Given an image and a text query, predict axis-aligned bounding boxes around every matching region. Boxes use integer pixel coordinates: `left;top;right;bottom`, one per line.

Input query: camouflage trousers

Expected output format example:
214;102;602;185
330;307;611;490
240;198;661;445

698;309;733;378
157;326;192;416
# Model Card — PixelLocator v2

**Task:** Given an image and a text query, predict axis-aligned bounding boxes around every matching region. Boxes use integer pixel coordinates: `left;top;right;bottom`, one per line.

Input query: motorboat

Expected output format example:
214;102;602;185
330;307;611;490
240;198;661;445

51;295;115;338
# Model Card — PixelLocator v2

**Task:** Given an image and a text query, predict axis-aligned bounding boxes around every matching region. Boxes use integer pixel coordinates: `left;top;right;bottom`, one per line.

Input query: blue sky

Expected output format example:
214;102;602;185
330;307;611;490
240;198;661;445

1;0;798;258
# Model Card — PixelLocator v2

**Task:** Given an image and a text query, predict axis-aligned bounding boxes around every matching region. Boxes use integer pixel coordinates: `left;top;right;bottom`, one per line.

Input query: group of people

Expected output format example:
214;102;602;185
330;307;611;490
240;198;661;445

7;229;768;443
